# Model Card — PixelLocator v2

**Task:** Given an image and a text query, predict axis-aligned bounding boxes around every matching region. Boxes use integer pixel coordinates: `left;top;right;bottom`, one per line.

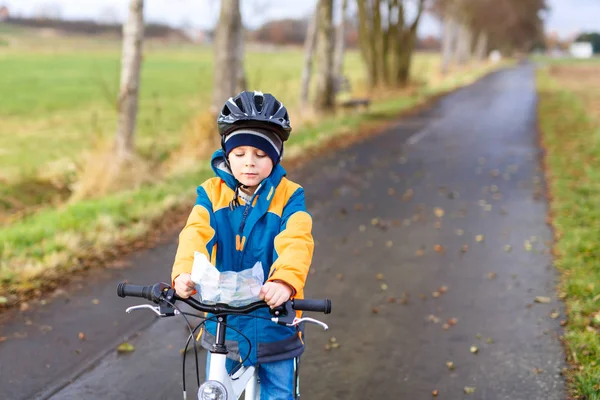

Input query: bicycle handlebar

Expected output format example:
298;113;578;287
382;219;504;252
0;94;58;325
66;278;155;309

117;282;332;315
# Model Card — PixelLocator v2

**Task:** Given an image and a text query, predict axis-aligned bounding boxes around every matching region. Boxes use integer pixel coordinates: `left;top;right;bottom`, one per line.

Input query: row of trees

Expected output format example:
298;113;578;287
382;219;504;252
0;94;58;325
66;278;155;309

114;0;547;162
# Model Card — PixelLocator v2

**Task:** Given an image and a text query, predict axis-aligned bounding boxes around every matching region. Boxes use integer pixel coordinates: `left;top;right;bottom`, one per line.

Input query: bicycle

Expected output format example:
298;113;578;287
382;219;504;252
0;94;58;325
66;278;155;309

117;282;331;400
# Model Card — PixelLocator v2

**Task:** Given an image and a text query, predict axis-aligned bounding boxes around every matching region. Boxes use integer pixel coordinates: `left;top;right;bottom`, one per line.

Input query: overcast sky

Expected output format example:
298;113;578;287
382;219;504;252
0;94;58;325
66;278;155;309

2;0;599;39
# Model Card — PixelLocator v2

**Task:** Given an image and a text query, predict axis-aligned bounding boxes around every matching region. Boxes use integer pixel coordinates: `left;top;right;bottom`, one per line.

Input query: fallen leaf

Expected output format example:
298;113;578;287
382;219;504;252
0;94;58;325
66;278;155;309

535;296;551;304
505;245;512;252
117;342;135;353
432;389;439;397
380;283;388;291
470;345;479;354
92;299;100;305
475;235;484;243
20;302;30;312
432;291;441;298
550;311;559;319
475;333;482;340
388;188;396;196
376;273;384;280
0;336;7;343
446;361;455;370
442;323;450;330
524;240;532;251
461;244;469;253
428;315;440;323
464;386;476;394
486;337;494;344
487;272;497;279
438;285;448;293
448;317;458;326
533;368;544;375
78;332;86;341
371;307;379;314
455;229;464;236
434;244;444;253
359;225;366;232
416;249;425;257
387;297;396;303
336;273;343;281
386;240;393;248
434;207;445;218
402;189;414;201
0;296;7;305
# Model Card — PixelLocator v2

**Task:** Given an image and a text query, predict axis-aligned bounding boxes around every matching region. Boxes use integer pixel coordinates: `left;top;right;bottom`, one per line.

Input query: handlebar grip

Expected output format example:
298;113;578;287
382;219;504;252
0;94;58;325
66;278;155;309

292;299;332;314
117;283;154;301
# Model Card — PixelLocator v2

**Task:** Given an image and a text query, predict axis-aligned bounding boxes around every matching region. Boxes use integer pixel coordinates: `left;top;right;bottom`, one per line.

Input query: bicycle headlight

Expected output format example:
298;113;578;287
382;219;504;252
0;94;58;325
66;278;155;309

198;380;228;400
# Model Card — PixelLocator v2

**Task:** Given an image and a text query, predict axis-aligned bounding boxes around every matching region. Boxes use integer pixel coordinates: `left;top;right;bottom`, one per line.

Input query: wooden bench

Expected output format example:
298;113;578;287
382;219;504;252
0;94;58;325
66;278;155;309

334;76;371;110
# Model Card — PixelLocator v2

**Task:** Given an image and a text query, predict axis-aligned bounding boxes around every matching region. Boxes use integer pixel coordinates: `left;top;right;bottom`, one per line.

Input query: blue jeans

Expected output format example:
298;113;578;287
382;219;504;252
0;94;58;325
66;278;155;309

206;353;299;399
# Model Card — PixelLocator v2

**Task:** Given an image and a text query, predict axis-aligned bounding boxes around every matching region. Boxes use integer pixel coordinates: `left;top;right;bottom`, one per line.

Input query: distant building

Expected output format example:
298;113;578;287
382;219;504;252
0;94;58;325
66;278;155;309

570;41;594;59
0;5;9;21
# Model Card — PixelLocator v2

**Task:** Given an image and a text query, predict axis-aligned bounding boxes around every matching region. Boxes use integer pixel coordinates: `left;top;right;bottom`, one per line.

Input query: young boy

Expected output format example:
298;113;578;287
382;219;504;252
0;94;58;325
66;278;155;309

171;91;314;399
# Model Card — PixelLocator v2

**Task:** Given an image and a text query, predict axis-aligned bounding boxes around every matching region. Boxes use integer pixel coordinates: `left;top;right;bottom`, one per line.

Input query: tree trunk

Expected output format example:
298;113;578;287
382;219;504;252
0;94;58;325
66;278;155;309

313;0;335;111
212;0;245;113
474;30;488;61
393;0;423;86
357;0;376;87
441;14;457;75
300;9;318;107
332;0;348;86
396;30;416;86
115;0;144;161
456;22;473;65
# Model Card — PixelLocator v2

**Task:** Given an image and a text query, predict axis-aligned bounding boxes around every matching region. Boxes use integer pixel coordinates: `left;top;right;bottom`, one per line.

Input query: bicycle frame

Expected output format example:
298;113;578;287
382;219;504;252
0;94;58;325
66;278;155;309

206;351;260;399
202;314;260;399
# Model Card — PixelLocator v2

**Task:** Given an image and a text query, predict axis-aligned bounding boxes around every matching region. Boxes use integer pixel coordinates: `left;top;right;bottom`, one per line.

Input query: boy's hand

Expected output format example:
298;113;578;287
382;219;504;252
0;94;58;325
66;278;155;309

173;273;195;299
260;281;293;308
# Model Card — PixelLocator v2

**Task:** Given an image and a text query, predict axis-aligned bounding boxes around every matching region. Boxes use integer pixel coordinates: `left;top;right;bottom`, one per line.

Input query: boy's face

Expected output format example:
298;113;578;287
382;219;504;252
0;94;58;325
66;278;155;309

228;146;274;189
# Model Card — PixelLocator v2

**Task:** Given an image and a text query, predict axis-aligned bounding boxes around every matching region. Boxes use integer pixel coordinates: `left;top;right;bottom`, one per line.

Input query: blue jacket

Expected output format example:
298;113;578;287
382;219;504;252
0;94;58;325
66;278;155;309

172;149;314;365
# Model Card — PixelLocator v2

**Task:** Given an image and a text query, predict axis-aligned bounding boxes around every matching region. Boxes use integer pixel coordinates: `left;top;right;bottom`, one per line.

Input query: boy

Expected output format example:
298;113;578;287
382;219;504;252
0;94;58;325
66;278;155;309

171;91;314;399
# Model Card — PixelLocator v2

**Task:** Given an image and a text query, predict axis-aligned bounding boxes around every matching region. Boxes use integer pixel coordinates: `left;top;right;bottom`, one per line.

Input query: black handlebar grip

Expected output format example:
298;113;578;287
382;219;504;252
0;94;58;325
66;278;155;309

292;299;332;314
117;283;153;301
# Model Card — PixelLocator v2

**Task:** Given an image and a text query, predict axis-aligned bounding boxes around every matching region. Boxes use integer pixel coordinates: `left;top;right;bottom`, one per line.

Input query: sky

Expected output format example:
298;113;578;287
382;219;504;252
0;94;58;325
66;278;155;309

2;0;599;39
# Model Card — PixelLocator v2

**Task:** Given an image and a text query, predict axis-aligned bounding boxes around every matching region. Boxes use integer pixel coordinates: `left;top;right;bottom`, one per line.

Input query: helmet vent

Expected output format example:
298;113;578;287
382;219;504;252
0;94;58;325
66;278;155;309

221;104;231;116
234;97;245;113
254;95;264;112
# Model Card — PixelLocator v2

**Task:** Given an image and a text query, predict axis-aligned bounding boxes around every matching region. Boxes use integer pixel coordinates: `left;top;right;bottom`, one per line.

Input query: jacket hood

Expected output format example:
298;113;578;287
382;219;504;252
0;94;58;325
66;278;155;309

210;149;286;192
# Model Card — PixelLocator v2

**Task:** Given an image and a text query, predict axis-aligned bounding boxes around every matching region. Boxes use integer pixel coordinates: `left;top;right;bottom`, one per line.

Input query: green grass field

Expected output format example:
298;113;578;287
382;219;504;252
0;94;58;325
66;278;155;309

0;38;439;184
537;59;600;398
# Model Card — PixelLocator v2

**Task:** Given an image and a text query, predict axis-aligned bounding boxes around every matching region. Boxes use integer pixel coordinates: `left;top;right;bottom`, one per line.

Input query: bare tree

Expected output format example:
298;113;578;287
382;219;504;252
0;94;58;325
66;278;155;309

357;0;426;88
333;0;349;84
300;10;318;108
115;0;144;161
313;0;335;111
474;30;488;61
212;0;246;113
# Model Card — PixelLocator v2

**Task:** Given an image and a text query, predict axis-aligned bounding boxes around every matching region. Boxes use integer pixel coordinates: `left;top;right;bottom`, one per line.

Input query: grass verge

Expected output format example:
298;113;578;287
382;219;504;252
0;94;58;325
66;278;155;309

537;62;600;398
0;60;509;306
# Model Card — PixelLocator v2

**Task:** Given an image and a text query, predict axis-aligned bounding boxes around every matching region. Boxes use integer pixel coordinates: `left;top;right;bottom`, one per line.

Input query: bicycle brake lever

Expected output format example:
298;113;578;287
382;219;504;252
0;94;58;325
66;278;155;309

126;304;180;317
290;317;329;331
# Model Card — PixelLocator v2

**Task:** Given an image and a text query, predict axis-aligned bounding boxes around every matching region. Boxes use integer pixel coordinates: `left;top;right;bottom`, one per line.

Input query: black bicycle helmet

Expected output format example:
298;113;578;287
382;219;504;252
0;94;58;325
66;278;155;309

217;91;292;141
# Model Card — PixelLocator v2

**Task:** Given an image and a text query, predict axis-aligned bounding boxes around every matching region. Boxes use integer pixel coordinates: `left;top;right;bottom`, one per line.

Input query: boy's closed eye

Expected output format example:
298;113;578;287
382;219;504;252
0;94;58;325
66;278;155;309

233;151;267;158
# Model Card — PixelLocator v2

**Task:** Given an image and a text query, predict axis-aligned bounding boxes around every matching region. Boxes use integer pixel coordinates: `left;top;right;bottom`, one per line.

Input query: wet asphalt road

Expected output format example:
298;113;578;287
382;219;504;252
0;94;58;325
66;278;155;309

0;63;566;399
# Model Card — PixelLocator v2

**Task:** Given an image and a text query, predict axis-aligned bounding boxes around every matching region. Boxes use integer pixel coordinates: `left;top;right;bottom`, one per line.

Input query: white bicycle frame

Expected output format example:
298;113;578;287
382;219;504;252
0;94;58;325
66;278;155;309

206;351;260;399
